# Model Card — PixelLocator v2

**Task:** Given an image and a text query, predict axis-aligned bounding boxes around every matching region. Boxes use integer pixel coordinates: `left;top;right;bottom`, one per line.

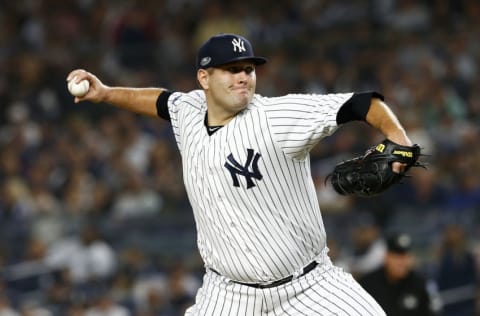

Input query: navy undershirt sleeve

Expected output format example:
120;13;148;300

336;92;384;125
156;90;173;121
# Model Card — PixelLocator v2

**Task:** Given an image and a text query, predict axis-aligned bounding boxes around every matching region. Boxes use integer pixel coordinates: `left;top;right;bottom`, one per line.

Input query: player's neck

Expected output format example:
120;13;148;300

204;112;224;135
205;107;237;126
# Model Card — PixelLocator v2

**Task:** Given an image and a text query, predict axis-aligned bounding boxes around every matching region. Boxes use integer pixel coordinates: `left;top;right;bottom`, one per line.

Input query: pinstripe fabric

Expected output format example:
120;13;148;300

261;93;354;160
185;260;385;315
168;89;383;315
168;90;353;283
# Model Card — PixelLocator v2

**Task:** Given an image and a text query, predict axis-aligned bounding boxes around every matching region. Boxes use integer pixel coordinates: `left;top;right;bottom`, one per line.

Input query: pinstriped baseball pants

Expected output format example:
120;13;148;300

185;260;386;316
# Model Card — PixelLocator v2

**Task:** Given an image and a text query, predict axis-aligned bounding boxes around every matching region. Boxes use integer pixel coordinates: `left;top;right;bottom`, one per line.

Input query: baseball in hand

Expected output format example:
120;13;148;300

68;77;90;97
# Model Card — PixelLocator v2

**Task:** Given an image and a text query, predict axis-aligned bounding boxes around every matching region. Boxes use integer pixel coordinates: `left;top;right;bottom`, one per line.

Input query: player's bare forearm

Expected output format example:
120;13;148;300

67;69;163;117
102;87;163;117
366;97;412;146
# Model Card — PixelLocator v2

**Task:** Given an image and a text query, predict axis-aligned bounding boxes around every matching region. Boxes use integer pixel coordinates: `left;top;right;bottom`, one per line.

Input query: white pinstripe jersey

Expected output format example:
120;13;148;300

167;90;353;283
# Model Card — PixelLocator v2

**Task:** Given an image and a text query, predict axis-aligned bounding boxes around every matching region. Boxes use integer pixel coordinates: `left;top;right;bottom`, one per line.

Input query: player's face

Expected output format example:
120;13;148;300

199;61;257;122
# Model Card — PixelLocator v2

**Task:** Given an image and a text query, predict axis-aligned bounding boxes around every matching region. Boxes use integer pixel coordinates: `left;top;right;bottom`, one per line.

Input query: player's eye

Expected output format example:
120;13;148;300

225;66;255;74
244;66;255;74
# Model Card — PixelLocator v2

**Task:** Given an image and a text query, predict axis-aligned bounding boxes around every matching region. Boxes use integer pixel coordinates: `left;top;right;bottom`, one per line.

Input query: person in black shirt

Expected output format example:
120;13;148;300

359;233;436;316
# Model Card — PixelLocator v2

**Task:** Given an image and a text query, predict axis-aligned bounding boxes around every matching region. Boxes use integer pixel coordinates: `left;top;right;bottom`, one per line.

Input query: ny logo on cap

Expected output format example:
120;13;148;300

232;37;246;53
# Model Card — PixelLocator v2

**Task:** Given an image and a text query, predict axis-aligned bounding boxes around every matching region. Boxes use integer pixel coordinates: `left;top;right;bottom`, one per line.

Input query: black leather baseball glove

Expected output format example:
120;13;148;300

327;139;423;197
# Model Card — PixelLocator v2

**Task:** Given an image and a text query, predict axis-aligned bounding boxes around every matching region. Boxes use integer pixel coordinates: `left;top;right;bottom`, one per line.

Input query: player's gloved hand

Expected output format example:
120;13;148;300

327;139;424;197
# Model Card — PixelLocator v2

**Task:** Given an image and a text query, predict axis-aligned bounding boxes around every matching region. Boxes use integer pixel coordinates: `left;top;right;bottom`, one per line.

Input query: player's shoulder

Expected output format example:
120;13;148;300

252;92;337;103
250;93;327;109
253;92;356;112
170;89;206;111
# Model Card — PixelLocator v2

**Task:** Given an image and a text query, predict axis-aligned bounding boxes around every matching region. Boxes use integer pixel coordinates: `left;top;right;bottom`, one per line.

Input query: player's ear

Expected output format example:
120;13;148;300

197;69;209;90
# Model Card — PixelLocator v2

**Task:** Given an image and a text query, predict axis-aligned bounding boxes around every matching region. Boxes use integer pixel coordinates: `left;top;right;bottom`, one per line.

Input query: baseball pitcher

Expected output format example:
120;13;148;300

67;33;421;315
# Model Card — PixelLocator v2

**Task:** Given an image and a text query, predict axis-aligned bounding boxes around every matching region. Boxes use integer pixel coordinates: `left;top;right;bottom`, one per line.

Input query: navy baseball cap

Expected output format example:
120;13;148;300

196;34;267;69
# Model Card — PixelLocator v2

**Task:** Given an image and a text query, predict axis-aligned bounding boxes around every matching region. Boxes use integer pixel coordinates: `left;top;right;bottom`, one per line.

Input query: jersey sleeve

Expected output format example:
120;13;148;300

165;90;206;154
336;91;384;124
260;92;354;160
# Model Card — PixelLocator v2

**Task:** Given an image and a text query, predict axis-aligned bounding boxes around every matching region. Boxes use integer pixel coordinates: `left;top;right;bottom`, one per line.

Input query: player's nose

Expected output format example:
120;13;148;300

236;71;250;84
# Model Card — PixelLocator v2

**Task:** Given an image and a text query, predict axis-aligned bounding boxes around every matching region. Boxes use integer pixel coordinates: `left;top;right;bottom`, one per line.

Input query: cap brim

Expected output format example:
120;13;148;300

244;56;268;66
205;56;268;69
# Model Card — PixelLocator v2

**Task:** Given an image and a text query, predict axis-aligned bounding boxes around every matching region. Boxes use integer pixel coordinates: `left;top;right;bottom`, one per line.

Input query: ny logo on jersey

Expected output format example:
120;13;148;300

224;149;263;189
232;37;246;53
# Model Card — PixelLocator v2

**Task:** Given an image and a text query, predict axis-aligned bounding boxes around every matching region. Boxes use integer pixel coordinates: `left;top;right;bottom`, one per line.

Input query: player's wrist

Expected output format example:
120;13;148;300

100;85;118;104
384;130;412;147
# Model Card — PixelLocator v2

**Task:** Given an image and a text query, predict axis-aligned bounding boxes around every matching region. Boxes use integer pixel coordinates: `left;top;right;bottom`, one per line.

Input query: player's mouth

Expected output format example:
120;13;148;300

232;86;250;94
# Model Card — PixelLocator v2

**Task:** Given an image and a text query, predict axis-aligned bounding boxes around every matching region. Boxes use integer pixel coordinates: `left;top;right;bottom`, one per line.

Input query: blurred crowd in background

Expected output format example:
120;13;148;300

0;0;479;315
